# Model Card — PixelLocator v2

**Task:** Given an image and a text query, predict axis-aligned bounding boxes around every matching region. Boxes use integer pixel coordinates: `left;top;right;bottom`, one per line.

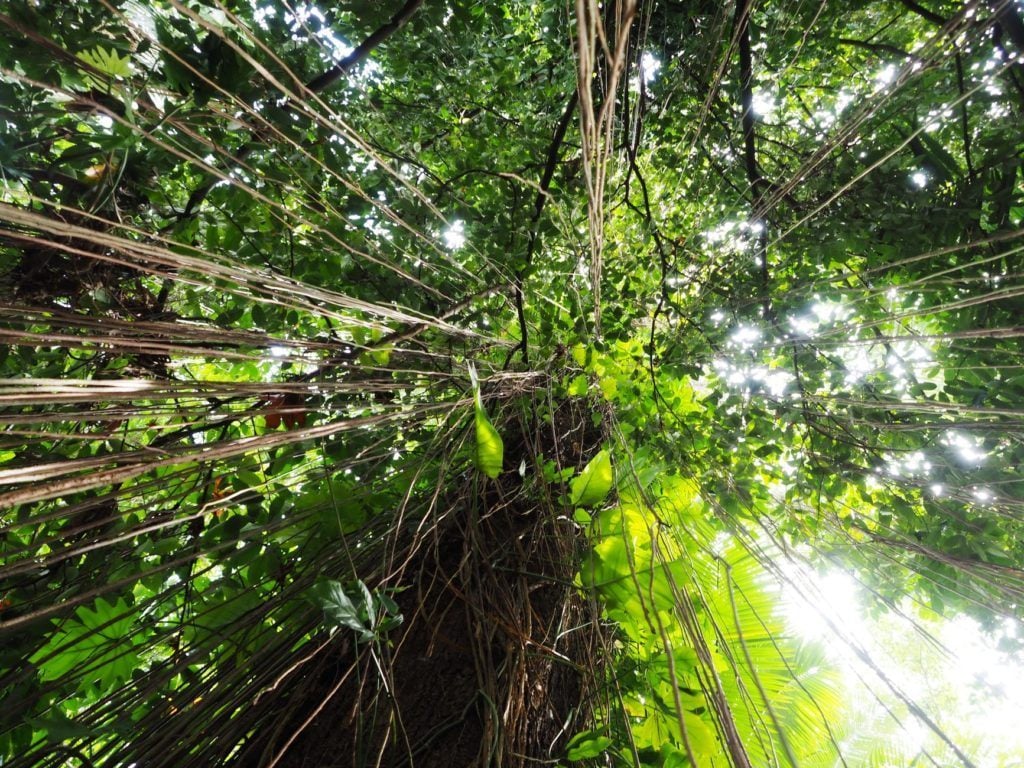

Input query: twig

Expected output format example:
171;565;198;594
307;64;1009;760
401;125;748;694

734;0;773;322
180;0;425;219
505;91;578;369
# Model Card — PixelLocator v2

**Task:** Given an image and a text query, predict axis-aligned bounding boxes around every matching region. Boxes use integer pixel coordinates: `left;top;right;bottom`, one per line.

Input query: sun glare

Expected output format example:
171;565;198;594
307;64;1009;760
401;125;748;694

784;565;1024;766
443;219;467;250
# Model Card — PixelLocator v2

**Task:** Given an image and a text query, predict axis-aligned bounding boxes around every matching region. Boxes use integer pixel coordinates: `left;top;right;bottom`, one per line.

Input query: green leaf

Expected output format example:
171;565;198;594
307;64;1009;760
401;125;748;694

309;580;402;643
26;710;98;742
565;730;613;760
77;46;132;79
470;364;503;478
29;597;141;696
570;449;613;507
310;579;373;641
572;344;589;368
475;401;504;478
567;374;589;396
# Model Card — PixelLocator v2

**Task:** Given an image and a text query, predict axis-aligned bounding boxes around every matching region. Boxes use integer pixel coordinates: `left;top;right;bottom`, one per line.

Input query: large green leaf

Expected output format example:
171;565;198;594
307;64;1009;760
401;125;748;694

570;449;613;507
475;401;504;479
470;364;503;478
29;597;142;697
77;46;132;78
565;730;613;760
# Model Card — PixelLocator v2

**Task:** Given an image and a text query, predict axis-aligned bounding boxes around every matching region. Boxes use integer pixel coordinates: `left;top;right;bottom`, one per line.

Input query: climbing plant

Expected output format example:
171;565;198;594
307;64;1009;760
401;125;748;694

1;0;1023;766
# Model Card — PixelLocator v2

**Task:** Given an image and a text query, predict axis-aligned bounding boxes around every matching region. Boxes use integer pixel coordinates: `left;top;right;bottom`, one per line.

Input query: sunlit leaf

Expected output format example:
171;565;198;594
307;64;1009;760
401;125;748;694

475;400;504;478
565;730;613;760
470;364;503;478
570;449;613;507
29;597;141;696
77;46;132;78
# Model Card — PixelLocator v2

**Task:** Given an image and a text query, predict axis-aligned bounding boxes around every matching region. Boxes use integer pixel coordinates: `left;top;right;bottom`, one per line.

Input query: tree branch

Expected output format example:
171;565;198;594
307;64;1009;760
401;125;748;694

505;90;577;369
836;37;916;59
955;52;975;178
896;0;946;26
990;0;1024;51
181;0;425;219
734;0;773;321
303;0;425;93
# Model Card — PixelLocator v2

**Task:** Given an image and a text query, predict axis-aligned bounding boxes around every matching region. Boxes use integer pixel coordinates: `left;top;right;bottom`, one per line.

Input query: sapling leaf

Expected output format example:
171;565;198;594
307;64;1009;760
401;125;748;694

310;579;373;641
469;364;503;478
570;449;613;507
565;730;613;760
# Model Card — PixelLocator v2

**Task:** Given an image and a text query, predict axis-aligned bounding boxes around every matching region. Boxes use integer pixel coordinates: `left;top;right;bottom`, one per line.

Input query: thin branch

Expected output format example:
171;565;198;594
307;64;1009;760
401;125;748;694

896;0;947;26
837;37;916;59
505;90;578;369
955;52;975;178
181;0;425;218
734;0;772;322
304;0;425;93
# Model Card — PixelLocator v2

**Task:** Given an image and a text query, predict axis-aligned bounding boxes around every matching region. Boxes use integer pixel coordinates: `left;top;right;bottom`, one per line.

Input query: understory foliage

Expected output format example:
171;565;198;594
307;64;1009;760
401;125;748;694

1;0;1023;766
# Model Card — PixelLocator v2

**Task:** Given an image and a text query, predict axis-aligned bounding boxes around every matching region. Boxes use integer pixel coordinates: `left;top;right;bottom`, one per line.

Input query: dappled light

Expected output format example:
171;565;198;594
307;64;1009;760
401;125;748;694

1;1;1024;767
